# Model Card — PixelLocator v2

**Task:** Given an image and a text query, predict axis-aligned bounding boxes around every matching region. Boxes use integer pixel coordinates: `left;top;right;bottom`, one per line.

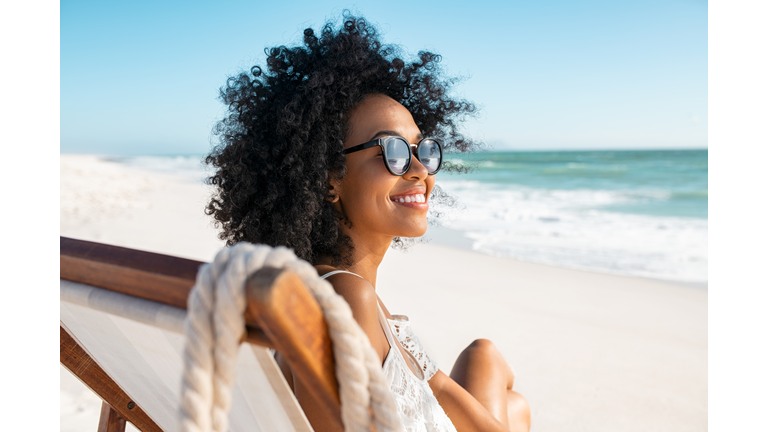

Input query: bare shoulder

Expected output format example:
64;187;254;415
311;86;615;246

314;266;389;361
315;266;377;310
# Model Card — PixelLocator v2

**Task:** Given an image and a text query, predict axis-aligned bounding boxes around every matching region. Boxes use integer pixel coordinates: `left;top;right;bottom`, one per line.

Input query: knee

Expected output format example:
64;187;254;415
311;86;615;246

461;339;504;368
465;338;500;357
463;339;516;386
508;391;531;432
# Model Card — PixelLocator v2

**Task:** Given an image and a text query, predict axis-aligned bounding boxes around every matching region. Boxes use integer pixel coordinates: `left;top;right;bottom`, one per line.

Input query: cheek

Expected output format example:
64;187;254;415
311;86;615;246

342;164;396;216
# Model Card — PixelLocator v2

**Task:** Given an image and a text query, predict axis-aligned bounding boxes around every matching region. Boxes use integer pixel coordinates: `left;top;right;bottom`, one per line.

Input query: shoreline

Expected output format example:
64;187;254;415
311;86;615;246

424;224;708;290
62;153;708;288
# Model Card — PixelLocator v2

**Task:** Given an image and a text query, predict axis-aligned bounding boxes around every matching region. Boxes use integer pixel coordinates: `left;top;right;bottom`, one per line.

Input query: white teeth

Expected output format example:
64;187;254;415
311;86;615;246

392;194;426;203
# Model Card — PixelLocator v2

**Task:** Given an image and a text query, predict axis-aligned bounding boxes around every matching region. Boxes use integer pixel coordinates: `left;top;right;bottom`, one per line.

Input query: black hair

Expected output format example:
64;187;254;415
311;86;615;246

205;12;479;265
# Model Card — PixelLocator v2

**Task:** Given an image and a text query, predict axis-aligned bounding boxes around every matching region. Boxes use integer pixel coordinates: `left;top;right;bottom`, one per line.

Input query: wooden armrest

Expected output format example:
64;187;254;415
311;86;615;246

60;236;342;431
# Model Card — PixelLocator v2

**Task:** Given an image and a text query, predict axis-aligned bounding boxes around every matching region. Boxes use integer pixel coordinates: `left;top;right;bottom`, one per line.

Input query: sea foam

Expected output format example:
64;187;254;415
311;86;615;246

434;179;707;284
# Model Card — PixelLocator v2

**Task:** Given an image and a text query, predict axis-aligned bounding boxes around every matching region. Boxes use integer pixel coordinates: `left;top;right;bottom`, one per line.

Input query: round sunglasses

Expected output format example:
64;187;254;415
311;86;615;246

342;136;443;176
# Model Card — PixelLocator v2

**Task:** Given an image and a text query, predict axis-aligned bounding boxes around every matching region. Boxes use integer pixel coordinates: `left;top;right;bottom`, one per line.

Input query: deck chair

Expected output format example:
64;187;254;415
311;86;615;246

60;236;344;432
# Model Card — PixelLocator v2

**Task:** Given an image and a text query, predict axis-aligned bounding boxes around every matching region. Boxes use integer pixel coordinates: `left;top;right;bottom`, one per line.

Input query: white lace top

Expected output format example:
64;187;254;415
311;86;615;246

320;271;457;432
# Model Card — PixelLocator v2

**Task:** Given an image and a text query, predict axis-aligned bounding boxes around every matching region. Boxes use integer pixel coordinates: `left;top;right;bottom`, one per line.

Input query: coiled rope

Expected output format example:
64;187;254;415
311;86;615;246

179;243;404;432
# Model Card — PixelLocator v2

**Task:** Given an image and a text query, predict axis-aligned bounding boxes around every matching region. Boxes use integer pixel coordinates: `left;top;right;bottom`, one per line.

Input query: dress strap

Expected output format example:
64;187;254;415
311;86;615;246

375;302;397;350
319;270;364;280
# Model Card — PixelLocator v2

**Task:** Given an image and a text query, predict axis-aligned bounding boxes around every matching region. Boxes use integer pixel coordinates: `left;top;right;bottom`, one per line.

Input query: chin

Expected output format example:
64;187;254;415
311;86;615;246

397;224;428;238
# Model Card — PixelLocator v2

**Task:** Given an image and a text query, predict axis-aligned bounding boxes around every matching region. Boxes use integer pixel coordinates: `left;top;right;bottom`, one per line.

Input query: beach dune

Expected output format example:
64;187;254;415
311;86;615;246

60;155;707;431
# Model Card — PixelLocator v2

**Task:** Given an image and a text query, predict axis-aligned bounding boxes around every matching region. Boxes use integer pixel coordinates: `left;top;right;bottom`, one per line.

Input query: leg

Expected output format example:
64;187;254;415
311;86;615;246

506;390;531;432
450;339;531;432
97;402;126;432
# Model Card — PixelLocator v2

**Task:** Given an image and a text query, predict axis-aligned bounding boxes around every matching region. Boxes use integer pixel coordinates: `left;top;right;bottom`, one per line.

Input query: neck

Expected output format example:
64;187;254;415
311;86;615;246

317;229;392;290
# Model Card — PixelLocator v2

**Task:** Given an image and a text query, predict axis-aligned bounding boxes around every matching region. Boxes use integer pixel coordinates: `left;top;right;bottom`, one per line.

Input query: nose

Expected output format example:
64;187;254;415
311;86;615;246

405;146;429;180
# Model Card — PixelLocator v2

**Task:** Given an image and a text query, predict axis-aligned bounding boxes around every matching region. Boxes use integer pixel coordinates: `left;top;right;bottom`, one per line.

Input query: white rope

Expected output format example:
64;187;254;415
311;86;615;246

180;243;404;432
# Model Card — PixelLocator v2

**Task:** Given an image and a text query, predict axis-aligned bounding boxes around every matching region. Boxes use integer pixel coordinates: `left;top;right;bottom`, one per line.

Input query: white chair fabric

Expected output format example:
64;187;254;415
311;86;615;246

60;279;313;432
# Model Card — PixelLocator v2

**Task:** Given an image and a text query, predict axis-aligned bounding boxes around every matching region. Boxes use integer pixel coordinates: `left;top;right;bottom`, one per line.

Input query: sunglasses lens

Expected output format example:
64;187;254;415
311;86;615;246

417;139;442;173
385;138;411;174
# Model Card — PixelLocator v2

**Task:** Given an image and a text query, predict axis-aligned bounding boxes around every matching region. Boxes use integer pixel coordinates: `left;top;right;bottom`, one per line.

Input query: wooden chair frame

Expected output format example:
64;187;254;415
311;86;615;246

60;237;343;432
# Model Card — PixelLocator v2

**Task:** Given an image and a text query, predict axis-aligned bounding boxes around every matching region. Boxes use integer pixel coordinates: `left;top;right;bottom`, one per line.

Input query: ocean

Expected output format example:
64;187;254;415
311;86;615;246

109;149;708;285
435;149;707;285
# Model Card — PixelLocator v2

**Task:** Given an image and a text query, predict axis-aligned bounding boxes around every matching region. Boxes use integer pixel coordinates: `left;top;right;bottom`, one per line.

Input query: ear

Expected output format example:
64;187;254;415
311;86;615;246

326;175;342;203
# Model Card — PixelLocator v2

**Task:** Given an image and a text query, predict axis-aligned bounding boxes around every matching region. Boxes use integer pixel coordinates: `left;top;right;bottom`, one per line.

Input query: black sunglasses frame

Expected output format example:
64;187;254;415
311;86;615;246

342;136;443;176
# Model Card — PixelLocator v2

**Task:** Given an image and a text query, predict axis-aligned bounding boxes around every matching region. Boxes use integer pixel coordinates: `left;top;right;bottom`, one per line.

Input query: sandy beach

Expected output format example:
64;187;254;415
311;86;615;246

60;154;707;431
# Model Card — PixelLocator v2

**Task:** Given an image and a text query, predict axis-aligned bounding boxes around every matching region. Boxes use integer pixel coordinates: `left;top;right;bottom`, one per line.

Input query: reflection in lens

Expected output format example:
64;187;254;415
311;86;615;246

386;138;410;174
417;140;441;173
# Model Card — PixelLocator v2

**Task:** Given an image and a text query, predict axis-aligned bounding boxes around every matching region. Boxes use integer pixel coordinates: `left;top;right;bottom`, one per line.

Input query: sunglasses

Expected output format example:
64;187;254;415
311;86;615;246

343;136;443;176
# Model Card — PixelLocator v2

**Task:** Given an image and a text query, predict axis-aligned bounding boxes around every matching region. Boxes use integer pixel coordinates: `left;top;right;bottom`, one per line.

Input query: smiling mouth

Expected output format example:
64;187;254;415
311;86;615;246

390;193;426;203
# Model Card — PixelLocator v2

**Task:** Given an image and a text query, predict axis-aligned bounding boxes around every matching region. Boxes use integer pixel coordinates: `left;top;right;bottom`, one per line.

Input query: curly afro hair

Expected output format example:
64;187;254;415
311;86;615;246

205;12;479;266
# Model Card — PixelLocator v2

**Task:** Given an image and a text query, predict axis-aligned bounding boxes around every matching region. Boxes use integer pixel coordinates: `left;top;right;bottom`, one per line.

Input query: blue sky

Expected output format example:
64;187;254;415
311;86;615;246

61;0;707;155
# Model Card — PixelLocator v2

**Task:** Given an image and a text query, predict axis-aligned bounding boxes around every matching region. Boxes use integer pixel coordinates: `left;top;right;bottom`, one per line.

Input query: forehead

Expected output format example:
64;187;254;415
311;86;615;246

345;94;420;145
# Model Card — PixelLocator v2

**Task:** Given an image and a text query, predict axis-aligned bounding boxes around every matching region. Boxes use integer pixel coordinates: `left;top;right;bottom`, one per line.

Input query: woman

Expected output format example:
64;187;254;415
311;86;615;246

205;13;531;432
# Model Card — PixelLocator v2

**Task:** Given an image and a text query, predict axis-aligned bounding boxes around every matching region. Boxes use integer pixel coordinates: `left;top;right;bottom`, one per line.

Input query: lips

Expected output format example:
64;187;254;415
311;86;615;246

390;186;428;204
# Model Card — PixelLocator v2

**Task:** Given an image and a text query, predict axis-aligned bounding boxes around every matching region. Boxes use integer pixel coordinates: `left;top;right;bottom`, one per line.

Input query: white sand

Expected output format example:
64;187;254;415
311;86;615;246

60;154;707;431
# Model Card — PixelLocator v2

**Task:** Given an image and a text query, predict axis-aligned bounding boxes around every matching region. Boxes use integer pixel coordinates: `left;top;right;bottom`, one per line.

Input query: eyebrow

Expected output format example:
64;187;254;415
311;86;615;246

369;130;425;142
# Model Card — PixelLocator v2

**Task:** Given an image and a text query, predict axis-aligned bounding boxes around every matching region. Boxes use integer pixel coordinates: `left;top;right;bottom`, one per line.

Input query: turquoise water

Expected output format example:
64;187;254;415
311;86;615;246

443;149;708;219
434;149;708;283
